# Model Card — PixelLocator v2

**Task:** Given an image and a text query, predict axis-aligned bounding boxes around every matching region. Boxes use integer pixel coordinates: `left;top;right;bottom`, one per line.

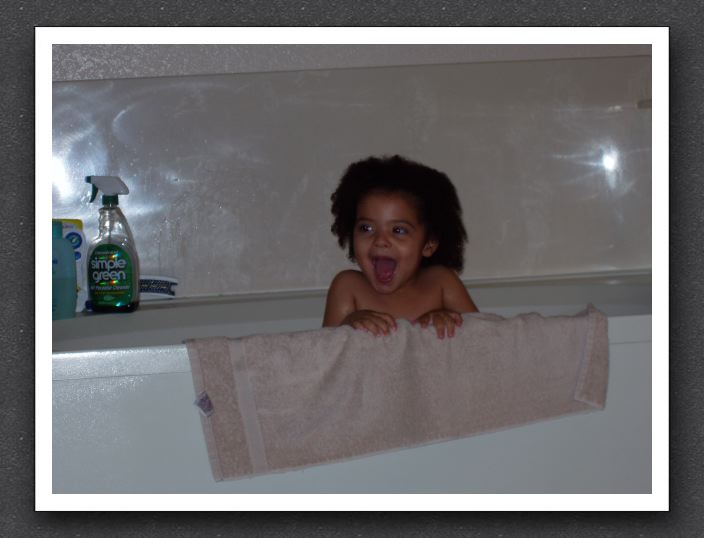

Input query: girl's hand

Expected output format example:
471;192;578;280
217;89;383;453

342;310;397;336
413;309;463;339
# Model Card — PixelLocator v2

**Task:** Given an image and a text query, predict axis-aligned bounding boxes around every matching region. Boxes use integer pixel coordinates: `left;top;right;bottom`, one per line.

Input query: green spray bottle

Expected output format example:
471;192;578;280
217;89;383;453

86;176;140;313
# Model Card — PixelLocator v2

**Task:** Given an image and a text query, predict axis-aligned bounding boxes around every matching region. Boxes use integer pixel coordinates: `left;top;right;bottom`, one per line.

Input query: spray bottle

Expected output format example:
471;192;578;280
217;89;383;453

85;176;140;313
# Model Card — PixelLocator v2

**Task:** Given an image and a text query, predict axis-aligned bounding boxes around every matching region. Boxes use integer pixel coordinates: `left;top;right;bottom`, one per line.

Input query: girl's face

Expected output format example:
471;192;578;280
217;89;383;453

352;191;437;294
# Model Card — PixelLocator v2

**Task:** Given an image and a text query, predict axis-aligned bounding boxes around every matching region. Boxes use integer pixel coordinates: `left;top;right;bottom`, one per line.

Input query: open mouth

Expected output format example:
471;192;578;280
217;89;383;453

372;256;397;284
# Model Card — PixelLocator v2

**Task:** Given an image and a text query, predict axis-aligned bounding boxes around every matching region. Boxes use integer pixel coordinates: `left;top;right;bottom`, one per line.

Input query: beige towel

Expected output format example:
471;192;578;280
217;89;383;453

186;304;608;481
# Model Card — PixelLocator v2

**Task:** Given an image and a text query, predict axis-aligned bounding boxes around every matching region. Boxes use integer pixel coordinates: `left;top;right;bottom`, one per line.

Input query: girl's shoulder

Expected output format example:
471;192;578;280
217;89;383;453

422;265;478;312
330;269;366;284
329;269;370;294
323;270;370;327
420;264;460;282
418;264;466;293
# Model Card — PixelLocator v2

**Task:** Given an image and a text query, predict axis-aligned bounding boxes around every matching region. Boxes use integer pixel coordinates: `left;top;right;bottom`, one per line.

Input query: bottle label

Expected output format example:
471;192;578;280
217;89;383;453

89;245;135;307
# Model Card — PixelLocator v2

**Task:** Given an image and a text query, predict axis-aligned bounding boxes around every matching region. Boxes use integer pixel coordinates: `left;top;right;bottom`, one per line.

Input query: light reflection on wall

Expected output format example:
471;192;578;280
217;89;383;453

52;154;169;220
52;156;72;202
551;143;625;193
600;146;621;191
601;149;618;171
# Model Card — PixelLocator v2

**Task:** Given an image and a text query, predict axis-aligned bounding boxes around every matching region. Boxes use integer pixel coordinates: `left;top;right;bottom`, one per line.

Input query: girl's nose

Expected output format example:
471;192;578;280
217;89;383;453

373;231;391;247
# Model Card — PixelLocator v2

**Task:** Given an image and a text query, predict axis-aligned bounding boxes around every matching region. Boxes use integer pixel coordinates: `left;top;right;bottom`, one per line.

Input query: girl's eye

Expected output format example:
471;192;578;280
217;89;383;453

393;226;408;235
358;223;373;233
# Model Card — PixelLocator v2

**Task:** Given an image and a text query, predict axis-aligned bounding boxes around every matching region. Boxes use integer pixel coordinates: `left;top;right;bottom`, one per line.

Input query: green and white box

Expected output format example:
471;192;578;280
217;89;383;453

58;219;88;312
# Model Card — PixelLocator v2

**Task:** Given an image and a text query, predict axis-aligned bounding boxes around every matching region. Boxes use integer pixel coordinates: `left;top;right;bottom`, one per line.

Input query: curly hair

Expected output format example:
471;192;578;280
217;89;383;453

330;155;467;272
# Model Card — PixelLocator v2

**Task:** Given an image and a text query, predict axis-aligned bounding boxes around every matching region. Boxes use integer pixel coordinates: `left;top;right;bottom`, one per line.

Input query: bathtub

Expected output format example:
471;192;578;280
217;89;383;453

51;273;653;494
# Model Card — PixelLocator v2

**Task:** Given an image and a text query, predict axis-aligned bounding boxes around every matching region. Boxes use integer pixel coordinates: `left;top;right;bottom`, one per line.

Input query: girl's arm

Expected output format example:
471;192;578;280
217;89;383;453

414;267;478;338
441;268;479;313
323;270;358;327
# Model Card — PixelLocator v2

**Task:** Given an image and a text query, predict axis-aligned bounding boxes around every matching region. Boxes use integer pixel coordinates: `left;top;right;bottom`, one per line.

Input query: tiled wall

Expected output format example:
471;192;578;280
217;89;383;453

52;55;652;298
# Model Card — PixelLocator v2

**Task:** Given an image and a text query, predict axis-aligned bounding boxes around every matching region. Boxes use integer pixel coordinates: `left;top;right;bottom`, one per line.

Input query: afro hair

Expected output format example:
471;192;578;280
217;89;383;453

330;155;467;271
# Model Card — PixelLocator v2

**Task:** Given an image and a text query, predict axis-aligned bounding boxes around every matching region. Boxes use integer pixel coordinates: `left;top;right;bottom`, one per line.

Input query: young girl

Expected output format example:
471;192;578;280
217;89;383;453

323;155;478;338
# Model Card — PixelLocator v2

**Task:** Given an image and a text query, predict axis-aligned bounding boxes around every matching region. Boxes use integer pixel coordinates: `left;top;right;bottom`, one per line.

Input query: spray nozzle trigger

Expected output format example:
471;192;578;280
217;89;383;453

86;176;129;203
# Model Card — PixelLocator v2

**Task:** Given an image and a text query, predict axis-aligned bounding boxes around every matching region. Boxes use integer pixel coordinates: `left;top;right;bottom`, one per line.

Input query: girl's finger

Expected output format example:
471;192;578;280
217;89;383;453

369;315;392;336
367;319;383;336
370;315;392;335
379;313;397;331
434;317;446;339
352;320;370;333
355;318;379;336
438;313;457;338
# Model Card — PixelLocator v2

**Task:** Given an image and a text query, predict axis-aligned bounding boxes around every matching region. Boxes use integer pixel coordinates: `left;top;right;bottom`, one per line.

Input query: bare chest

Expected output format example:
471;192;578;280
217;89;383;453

353;279;444;321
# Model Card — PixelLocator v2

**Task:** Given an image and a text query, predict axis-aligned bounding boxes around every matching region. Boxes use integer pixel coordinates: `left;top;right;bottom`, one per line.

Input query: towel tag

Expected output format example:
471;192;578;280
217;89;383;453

194;391;214;417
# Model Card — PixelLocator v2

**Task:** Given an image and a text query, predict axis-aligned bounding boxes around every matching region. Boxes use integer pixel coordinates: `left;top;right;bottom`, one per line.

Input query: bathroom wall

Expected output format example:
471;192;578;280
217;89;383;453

52;45;652;299
52;44;651;81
